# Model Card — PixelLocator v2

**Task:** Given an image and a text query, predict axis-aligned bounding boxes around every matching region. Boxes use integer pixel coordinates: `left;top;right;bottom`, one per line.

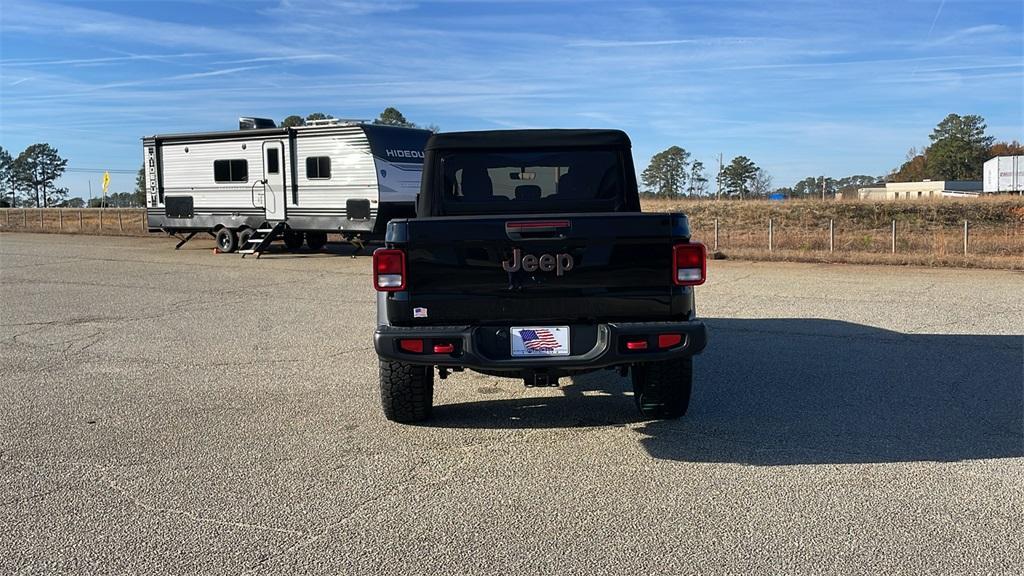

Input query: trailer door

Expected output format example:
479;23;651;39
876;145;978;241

262;141;287;221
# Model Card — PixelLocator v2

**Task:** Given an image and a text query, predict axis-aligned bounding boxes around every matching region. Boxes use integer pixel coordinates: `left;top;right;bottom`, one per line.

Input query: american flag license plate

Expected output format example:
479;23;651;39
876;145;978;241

510;326;570;357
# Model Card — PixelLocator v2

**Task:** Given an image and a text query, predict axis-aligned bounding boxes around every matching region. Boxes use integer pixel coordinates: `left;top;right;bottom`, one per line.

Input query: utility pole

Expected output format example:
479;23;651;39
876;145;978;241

716;153;723;200
821;175;826;201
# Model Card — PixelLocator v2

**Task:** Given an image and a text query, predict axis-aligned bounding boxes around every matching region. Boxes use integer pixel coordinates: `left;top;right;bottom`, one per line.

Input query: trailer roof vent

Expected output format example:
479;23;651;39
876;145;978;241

239;117;277;130
302;117;367;128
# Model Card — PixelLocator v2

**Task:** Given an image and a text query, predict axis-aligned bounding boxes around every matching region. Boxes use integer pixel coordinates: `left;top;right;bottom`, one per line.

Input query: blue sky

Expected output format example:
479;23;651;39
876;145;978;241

1;0;1021;197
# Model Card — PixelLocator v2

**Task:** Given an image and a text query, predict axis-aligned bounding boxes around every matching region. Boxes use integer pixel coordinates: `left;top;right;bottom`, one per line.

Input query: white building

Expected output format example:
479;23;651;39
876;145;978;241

857;180;983;200
983;156;1024;193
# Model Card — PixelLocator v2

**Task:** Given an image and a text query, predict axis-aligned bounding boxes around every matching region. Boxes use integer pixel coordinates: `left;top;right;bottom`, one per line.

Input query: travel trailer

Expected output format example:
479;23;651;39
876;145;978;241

143;118;431;254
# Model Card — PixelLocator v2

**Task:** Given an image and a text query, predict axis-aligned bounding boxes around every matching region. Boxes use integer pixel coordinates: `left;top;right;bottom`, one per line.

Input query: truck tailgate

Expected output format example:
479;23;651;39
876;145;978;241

393;212;690;324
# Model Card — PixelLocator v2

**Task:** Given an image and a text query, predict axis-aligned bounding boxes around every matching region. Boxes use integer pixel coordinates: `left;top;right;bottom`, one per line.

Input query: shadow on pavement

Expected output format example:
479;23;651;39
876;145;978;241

430;318;1024;465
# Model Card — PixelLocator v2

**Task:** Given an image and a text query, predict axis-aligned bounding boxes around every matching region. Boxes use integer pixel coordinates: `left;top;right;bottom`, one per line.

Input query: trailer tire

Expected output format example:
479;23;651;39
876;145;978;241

215;228;238;253
306;231;327;251
379;360;434;423
237;228;254;250
631;357;692;419
283;230;304;251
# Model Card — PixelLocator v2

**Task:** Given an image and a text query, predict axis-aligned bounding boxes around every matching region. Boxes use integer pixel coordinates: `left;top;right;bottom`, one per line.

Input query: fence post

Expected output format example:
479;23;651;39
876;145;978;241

891;220;896;254
714;218;719;251
79;209;83;230
829;218;835;252
59;209;63;231
768;218;773;252
23;209;27;227
963;219;969;256
99;208;103;231
39;209;43;228
118;209;123;232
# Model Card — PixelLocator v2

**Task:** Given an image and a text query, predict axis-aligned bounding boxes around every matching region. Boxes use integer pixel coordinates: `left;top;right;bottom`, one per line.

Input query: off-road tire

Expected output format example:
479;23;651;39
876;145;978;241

283;230;304;251
631;357;693;419
215;228;237;253
306;231;327;251
379;360;434;423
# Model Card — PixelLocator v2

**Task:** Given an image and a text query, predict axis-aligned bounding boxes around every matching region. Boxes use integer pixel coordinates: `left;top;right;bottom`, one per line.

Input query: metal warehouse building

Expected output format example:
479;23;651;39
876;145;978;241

857;180;983;200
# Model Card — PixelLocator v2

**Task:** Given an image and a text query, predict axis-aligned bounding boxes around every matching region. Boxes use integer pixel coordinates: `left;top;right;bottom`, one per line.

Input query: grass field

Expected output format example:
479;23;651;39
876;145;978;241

2;201;1022;269
0;208;148;237
642;197;1024;269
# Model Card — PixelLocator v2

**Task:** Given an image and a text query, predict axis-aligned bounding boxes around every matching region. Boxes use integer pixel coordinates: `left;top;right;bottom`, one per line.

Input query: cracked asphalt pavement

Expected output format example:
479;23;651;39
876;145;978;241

2;232;1022;575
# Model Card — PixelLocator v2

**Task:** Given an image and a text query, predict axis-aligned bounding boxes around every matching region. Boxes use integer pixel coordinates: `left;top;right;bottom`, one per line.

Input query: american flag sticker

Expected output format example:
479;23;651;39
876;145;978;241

413;307;428;318
511;326;570;356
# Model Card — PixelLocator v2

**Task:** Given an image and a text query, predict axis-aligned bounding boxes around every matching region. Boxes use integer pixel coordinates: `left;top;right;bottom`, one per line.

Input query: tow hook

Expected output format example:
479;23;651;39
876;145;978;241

525;373;559;388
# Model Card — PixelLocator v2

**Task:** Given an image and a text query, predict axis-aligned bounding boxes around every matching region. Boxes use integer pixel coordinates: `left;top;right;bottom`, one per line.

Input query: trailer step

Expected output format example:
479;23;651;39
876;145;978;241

240;221;287;259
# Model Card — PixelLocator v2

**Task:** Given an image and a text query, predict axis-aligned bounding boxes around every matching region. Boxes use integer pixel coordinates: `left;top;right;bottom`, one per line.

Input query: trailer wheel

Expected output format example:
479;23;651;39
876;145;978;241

631;357;692;419
215;228;238;253
379;360;434;423
306;231;327;251
237;228;254;250
283;230;304;251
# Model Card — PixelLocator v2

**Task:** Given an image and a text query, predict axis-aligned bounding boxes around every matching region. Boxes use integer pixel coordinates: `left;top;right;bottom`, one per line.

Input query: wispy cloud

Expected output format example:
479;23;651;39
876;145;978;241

1;53;210;67
0;0;1021;194
567;37;764;48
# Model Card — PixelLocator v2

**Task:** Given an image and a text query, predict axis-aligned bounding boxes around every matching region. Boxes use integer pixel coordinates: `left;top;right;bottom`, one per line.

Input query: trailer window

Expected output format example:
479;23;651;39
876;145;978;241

266;149;279;174
306;156;331;179
214;159;248;182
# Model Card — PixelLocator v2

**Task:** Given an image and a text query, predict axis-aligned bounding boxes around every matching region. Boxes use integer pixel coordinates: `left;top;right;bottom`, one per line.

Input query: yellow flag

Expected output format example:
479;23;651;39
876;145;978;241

102;171;110;194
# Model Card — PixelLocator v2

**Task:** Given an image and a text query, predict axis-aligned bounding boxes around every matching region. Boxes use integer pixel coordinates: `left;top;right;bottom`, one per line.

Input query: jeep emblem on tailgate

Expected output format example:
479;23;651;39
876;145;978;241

502;248;574;276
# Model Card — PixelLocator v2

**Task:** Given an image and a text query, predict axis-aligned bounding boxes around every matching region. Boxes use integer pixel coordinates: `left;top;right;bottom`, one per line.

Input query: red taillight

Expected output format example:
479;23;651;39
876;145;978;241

432;343;455;354
373;248;406;291
658;334;682;348
625;339;648;350
399;339;423;353
673;243;706;286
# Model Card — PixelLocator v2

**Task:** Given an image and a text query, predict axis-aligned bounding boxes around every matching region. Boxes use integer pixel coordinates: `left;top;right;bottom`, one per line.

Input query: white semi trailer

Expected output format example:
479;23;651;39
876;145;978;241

143;118;431;254
983;155;1024;194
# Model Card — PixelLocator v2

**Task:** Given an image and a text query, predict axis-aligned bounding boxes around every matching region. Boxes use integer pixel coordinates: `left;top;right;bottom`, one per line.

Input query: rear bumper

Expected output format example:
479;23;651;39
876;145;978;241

374;320;706;371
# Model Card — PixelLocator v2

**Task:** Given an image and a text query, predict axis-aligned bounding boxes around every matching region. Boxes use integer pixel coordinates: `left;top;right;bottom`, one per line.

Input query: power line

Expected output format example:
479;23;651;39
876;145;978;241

66;168;137;174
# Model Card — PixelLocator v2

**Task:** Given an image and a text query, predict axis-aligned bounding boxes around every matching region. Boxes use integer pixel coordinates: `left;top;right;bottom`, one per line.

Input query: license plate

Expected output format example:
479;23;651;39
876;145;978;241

510;326;570;357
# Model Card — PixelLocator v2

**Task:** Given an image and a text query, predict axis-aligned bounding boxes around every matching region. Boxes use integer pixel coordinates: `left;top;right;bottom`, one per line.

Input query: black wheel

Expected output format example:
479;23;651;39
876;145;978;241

215;228;237;253
379;360;434;423
631;357;693;419
237;228;254;249
283;229;304;251
306;231;327;251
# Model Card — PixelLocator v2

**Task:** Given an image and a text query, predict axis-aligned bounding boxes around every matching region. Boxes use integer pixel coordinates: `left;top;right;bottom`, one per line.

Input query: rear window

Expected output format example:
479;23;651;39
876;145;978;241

439;149;625;214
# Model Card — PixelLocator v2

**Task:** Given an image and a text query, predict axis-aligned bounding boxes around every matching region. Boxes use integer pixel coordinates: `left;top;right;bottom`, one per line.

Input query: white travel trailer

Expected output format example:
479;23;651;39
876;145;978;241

143;118;431;253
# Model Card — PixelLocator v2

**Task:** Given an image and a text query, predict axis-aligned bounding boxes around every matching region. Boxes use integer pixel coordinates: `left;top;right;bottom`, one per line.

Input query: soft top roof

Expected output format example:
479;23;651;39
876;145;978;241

425;129;631;151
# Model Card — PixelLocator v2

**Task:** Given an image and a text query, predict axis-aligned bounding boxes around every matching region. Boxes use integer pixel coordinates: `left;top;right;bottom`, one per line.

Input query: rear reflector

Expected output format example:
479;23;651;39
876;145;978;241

673;243;706;286
373;248;406;291
433;343;455;354
658;334;683;348
625;339;648;350
399;339;423;353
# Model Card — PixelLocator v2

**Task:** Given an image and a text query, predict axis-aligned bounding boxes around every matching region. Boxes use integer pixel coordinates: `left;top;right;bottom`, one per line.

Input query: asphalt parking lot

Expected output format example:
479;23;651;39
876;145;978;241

1;232;1022;575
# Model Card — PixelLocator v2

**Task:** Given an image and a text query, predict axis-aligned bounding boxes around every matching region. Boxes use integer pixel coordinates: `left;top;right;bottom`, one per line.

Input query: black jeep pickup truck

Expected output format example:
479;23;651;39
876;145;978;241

372;129;707;422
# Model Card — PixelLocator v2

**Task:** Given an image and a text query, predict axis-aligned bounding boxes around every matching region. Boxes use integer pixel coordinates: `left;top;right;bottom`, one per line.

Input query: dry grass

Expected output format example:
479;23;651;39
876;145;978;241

643;198;1024;270
2;204;1023;269
0;208;149;237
